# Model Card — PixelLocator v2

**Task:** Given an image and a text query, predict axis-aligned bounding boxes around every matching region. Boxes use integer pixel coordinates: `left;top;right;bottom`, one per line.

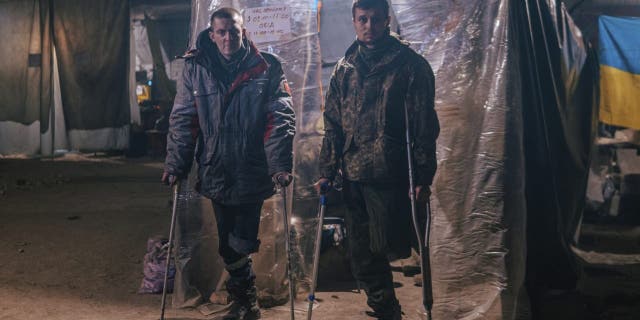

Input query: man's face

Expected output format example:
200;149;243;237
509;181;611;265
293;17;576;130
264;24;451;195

209;17;243;59
353;7;389;47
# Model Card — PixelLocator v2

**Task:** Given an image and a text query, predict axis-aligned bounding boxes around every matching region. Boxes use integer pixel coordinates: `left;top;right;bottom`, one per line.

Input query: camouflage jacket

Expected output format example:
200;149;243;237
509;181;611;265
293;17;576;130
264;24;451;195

319;34;439;186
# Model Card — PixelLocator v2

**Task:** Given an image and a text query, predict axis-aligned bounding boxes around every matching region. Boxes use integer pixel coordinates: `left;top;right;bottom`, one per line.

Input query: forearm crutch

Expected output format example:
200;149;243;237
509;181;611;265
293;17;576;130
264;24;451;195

160;180;181;320
307;182;329;319
404;106;434;320
279;182;296;320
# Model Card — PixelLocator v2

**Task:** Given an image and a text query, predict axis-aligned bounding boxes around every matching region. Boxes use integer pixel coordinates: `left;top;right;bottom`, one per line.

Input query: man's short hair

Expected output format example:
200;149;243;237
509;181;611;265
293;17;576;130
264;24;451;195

352;0;389;18
210;7;243;26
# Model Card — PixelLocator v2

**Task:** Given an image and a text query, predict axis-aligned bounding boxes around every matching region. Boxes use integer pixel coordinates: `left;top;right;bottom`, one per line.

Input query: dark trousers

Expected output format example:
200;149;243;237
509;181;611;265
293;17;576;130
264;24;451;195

343;181;411;315
212;201;263;283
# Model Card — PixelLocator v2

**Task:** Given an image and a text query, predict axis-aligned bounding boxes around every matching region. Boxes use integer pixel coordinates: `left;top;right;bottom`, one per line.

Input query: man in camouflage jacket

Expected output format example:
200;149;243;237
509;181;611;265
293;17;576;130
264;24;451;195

163;7;295;320
316;0;439;318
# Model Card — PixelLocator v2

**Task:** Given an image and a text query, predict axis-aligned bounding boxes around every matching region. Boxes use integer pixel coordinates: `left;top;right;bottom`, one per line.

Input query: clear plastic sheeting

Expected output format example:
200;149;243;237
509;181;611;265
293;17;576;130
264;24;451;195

181;1;598;319
169;167;301;308
190;0;323;200
171;179;208;308
170;164;319;309
391;0;597;319
186;0;323;307
391;1;527;318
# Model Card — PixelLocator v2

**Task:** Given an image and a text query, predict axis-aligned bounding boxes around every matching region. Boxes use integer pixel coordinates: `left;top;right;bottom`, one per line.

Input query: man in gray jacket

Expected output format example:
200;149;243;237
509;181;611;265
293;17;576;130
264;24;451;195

162;7;295;320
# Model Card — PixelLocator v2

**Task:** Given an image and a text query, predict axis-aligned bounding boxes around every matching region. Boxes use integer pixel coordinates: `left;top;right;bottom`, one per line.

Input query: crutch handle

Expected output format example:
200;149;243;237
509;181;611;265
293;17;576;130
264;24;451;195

319;182;330;195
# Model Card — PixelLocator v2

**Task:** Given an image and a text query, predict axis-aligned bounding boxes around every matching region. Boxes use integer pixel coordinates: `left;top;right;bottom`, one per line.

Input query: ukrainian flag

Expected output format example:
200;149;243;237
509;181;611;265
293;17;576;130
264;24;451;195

599;16;640;129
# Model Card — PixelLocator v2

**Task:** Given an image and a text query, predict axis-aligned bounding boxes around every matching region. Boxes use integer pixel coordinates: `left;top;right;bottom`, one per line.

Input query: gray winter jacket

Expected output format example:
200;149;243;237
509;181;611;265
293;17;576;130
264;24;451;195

164;30;295;204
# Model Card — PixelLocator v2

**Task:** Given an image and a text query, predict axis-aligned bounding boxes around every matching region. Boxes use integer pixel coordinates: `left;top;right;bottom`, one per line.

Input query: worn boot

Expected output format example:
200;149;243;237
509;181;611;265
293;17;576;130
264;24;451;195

365;304;402;320
220;283;260;320
365;287;402;320
216;258;260;320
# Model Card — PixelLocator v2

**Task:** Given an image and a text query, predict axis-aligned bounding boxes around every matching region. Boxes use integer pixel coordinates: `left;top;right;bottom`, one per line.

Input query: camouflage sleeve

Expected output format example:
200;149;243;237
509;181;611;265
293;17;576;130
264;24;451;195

408;59;439;186
318;67;344;181
164;60;198;178
264;60;296;176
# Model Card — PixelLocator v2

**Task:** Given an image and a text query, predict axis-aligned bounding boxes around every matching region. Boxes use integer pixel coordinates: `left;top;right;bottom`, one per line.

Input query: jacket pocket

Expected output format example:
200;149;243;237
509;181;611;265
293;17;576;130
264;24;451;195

251;79;268;95
377;134;406;178
193;84;219;136
193;71;219;97
202;136;220;165
193;81;218;96
342;132;354;155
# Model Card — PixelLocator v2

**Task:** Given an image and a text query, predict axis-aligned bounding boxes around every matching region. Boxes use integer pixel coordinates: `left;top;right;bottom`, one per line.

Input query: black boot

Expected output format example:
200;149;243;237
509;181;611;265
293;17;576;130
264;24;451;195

365;287;402;320
220;284;260;320
216;258;261;320
365;304;402;320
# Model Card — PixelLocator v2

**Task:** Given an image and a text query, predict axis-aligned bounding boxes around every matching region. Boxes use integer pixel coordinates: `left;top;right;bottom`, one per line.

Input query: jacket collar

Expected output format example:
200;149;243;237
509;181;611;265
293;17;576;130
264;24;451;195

344;32;411;75
193;29;269;102
194;29;267;80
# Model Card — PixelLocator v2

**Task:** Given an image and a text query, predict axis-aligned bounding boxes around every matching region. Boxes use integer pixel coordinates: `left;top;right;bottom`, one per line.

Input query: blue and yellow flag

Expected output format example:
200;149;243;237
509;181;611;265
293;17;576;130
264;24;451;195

599;16;640;129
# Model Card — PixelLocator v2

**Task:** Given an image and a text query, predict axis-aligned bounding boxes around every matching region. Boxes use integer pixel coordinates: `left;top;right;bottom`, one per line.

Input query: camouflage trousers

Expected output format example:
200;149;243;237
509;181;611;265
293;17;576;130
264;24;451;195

343;180;413;316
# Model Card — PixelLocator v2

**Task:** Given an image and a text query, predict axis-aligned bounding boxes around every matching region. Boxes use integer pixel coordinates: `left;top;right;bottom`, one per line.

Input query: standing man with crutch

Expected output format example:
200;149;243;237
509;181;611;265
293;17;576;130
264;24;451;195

162;7;296;320
315;0;439;318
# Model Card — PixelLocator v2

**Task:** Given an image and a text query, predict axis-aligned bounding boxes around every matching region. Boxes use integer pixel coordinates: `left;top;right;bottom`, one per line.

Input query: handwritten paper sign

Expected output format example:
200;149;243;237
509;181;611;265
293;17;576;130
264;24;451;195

243;6;292;43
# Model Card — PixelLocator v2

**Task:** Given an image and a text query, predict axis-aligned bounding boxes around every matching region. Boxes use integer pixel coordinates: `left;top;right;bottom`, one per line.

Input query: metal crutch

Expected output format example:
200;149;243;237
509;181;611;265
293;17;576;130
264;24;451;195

420;200;434;320
279;179;296;320
307;182;329;319
160;180;181;320
404;106;434;320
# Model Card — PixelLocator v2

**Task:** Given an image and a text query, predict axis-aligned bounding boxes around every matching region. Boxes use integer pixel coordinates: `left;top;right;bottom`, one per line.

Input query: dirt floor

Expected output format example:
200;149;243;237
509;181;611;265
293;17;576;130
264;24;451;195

1;154;639;320
0;154;428;320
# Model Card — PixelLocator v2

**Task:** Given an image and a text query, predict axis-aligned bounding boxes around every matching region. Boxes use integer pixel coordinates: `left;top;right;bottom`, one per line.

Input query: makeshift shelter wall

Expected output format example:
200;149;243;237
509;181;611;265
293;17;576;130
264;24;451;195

178;1;597;318
172;0;323;304
375;0;595;318
52;0;129;131
0;0;50;128
0;0;132;156
390;1;528;318
514;0;598;317
133;21;155;75
145;17;177;104
0;0;53;155
186;0;526;316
